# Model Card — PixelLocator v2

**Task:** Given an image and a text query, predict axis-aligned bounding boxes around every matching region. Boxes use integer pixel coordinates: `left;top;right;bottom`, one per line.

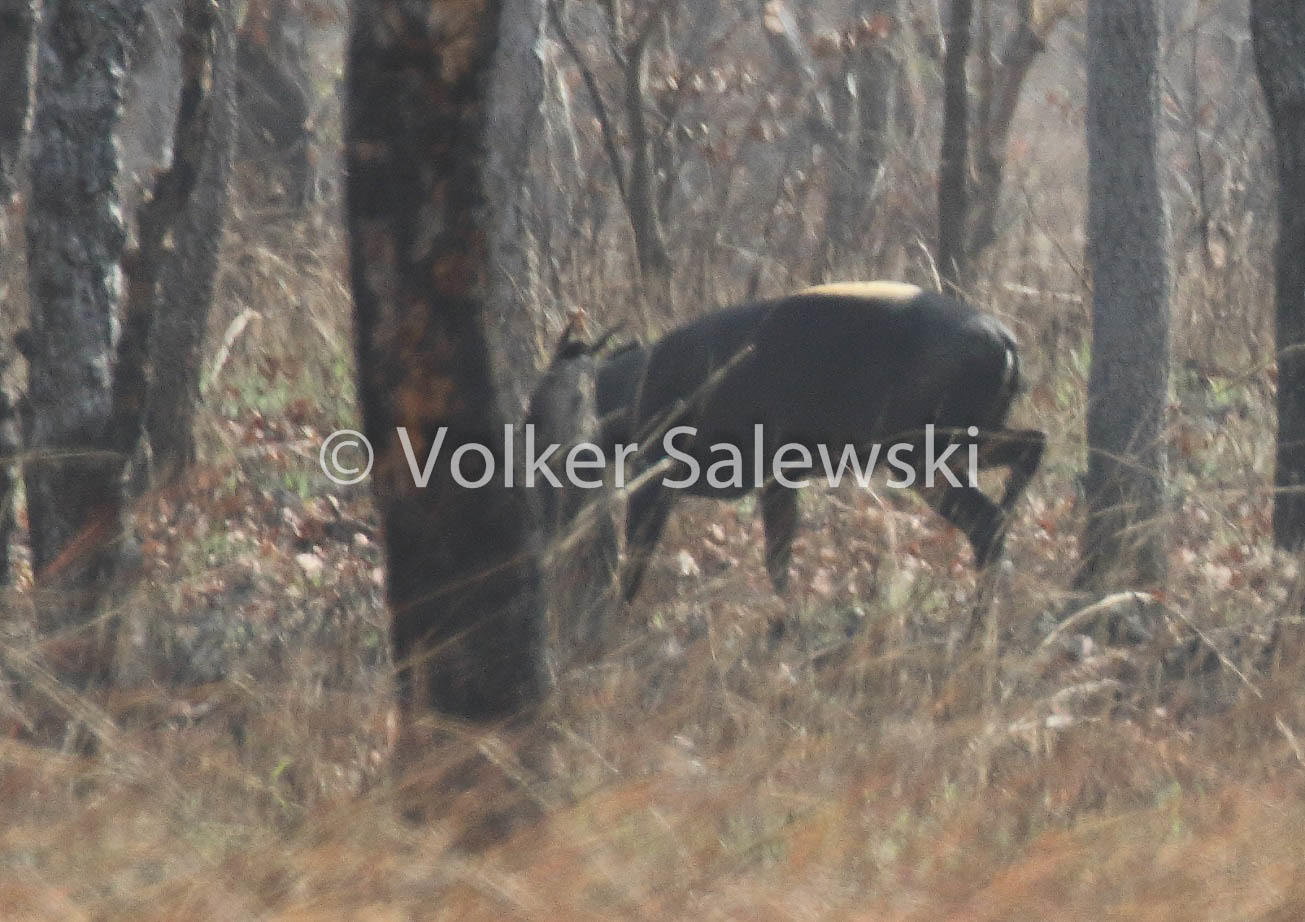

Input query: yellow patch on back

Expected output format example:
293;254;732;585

798;281;924;302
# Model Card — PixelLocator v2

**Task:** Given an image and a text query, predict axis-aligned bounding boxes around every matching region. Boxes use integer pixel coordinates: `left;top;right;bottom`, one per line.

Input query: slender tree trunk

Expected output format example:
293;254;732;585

487;0;549;413
346;0;547;745
236;0;316;208
144;0;237;481
822;0;899;277
853;0;897;202
1076;0;1170;591
1250;1;1305;550
0;379;17;586
938;0;973;290
823;60;857;277
0;0;36;206
623;21;673;319
548;0;674;322
0;0;35;587
967;0;1061;256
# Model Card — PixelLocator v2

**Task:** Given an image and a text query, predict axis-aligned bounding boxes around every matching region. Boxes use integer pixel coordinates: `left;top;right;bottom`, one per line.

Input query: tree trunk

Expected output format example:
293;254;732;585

822;0;899;278
346;0;547;742
144;0;237;481
0;377;17;587
823;45;858;277
0;0;35;587
0;0;36;206
120;0;183;223
1250;1;1305;550
236;0;315;208
622;16;673;320
486;0;550;413
852;0;897;209
1075;0;1170;591
24;0;145;689
967;0;1060;256
937;0;973;290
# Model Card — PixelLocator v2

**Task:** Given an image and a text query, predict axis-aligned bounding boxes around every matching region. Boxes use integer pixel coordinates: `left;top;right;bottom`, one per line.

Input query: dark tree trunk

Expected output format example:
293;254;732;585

1250;1;1305;550
144;0;237;481
24;0;146;688
623;27;673;319
346;0;547;743
1075;0;1170;591
236;0;315;208
0;0;36;206
938;0;973;290
0;382;17;586
0;0;35;586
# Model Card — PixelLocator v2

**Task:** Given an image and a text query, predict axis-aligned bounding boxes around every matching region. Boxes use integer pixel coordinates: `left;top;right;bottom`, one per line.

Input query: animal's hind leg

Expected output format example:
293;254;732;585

917;483;1006;569
976;428;1045;512
623;480;675;601
761;482;798;592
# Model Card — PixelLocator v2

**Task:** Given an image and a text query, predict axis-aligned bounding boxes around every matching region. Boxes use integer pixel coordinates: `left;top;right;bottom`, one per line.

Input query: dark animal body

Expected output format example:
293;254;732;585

613;282;1045;600
594;340;648;452
525;324;622;656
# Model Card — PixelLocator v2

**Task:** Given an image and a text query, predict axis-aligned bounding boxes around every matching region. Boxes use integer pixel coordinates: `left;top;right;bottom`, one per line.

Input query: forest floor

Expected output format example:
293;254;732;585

2;195;1304;920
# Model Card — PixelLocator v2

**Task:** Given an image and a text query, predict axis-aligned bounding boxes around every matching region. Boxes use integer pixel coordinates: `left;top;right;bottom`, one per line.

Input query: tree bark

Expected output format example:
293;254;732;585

486;0;550;413
24;0;145;688
1250;1;1305;550
622;15;674;319
236;0;316;208
0;0;35;586
144;0;237;481
0;0;36;206
937;0;973;290
851;1;897;214
1076;0;1170;591
346;0;547;739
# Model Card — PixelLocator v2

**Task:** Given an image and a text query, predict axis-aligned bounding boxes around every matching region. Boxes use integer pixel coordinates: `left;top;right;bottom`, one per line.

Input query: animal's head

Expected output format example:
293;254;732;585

527;321;600;451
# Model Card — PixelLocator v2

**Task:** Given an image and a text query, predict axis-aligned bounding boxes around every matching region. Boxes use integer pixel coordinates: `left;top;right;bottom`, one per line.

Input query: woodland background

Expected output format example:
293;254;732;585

1;0;1304;918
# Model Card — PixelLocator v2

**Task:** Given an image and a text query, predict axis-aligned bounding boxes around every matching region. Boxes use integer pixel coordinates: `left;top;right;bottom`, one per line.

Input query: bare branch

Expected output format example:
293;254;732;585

547;0;630;209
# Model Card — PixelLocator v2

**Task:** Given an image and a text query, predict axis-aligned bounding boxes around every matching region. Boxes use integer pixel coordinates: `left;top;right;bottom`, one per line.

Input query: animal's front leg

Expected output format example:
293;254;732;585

623;479;676;601
761;481;798;592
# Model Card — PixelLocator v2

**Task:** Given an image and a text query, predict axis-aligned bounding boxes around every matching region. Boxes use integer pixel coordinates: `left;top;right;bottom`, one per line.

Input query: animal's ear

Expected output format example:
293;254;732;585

589;323;625;355
552;326;592;361
550;311;593;361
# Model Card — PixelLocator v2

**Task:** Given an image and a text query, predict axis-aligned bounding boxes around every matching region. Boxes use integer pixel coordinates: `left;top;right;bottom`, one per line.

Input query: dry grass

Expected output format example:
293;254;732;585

0;193;1299;918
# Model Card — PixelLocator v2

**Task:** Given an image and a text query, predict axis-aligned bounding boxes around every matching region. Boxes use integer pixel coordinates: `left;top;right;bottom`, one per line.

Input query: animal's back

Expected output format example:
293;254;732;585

753;286;1019;439
635;286;1017;448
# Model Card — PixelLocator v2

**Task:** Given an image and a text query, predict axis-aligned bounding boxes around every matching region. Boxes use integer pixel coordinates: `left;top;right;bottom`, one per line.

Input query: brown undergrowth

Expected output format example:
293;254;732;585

1;98;1301;919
